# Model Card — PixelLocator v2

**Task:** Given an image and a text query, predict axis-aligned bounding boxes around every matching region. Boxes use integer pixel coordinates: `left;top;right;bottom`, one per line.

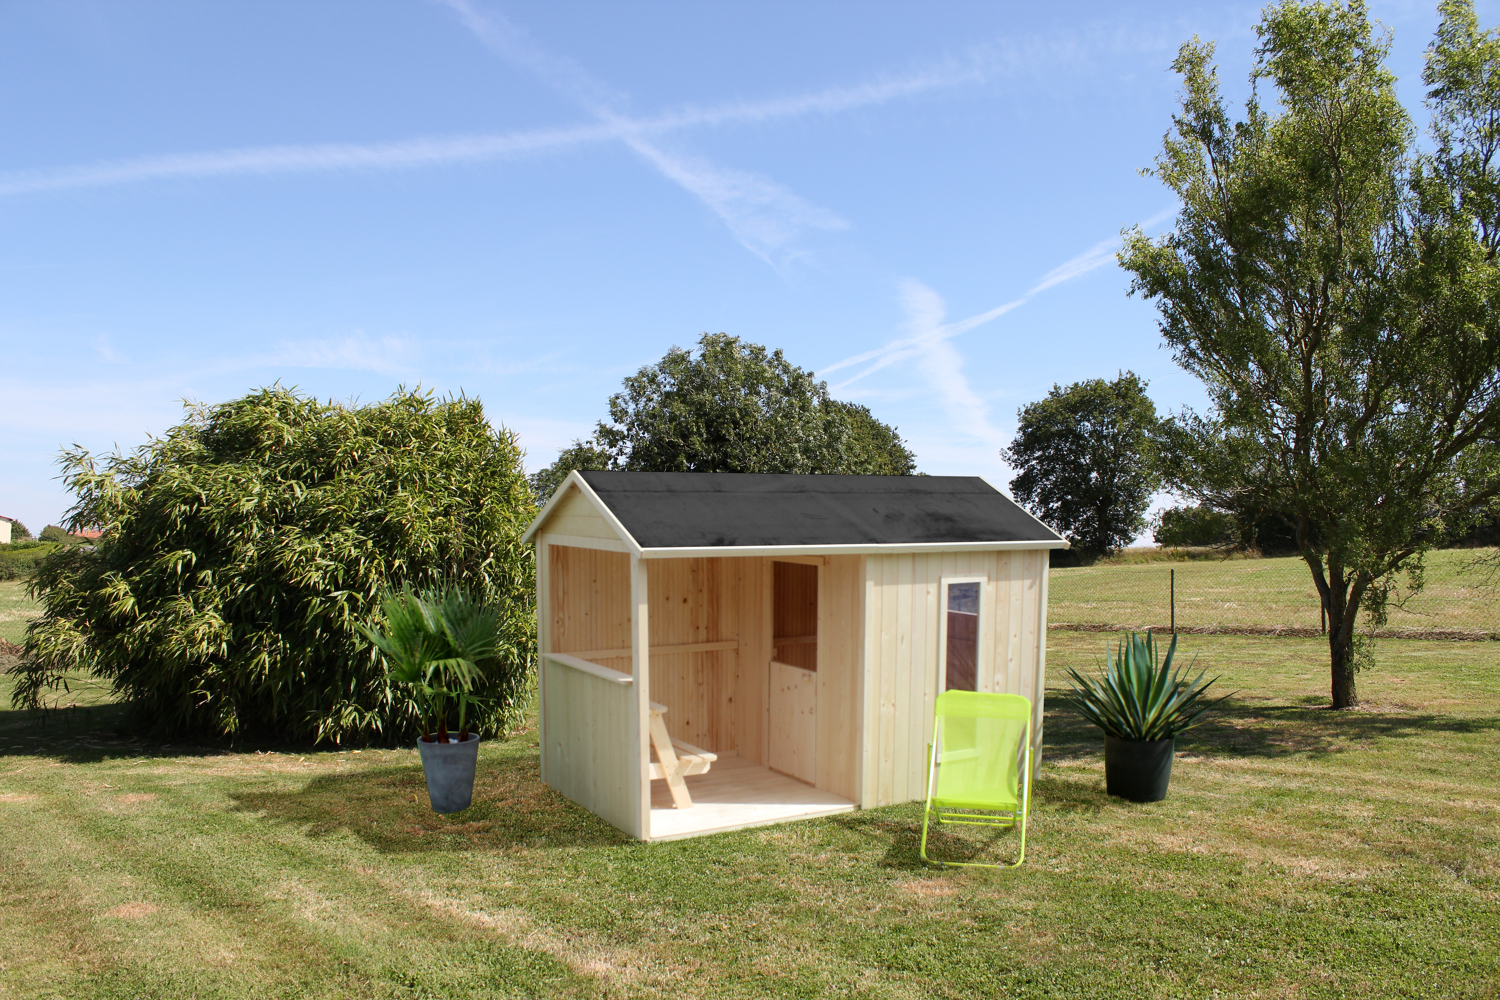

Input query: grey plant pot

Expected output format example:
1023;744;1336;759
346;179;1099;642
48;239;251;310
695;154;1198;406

1104;735;1175;802
417;733;481;813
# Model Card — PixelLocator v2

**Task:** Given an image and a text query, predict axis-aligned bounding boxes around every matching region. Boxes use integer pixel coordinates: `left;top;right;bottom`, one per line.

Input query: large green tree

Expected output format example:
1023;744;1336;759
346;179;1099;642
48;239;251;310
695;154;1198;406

1121;0;1500;707
1003;372;1160;559
14;387;537;743
531;333;915;498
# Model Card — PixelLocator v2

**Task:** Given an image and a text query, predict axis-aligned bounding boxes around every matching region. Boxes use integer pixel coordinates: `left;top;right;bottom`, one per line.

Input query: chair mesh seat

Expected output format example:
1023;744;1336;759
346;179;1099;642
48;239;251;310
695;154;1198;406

920;689;1034;869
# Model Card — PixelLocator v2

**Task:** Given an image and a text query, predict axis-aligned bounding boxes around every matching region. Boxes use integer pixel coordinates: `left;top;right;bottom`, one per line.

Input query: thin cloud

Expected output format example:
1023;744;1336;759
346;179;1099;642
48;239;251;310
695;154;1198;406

0;1;1157;276
622;141;848;264
437;0;854;266
823;207;1177;388
265;334;421;378
893;279;1007;449
0;128;615;197
0;63;978;201
1027;236;1118;295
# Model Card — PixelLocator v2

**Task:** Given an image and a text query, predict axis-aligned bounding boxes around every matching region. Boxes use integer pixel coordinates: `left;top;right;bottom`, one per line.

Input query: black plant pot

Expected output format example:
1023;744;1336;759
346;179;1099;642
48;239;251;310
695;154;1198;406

1104;735;1175;802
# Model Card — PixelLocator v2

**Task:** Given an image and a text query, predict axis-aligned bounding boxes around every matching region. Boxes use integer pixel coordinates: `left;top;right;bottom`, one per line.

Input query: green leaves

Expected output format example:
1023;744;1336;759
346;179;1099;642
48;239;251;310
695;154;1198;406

1066;632;1231;742
12;386;537;744
530;333;917;498
359;584;502;741
1003;372;1160;559
1120;1;1500;706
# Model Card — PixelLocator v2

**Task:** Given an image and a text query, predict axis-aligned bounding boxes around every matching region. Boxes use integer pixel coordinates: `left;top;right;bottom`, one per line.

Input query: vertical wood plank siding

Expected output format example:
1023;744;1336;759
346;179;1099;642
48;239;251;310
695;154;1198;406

540;656;638;834
541;544;639;836
734;557;770;765
646;557;739;752
815;555;863;802
859;550;1049;808
630;555;651;838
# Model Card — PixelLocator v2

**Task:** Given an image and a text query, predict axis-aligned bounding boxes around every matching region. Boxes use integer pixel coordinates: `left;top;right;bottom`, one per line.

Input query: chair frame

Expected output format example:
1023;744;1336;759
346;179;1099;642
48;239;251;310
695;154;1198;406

919;693;1034;870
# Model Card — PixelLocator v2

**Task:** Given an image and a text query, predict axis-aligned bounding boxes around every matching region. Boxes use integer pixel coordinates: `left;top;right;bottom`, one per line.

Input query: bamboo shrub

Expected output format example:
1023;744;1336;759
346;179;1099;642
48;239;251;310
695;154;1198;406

13;386;537;743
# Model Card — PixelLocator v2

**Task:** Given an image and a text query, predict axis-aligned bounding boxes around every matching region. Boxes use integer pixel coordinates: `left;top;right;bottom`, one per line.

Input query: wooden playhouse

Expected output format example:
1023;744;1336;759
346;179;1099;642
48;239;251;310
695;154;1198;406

522;471;1066;842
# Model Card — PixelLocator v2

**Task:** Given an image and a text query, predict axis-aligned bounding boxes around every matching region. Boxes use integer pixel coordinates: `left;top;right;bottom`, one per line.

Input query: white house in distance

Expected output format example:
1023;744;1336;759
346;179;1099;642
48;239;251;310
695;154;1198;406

0;516;15;545
522;471;1066;843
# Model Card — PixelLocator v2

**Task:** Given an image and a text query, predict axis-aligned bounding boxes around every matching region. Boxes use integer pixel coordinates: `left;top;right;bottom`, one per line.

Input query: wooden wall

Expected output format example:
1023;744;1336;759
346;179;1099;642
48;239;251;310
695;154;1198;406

543;546;772;763
548;545;632;675
815;555;864;803
540;656;639;835
544;484;623;542
644;557;735;752
859;550;1049;809
734;558;771;765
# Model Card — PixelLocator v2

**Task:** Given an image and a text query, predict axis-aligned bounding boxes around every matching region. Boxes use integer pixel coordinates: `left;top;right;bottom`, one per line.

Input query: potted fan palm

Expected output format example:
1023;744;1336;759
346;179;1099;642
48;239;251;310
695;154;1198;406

1065;632;1230;802
360;584;500;813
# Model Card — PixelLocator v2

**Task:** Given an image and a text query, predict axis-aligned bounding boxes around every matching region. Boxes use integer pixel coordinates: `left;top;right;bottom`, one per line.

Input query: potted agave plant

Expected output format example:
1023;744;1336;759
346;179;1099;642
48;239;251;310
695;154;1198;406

1066;632;1230;803
360;584;500;814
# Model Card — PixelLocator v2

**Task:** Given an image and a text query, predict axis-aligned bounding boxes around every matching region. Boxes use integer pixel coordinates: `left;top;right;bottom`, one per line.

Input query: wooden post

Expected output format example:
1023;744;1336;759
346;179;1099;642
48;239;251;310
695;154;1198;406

536;539;549;784
1034;555;1051;767
629;553;651;839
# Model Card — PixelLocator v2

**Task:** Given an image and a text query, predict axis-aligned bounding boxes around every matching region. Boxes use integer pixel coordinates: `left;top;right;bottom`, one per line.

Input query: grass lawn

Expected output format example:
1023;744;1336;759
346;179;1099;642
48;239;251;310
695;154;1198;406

0;580;38;646
1;604;1497;997
1050;547;1500;634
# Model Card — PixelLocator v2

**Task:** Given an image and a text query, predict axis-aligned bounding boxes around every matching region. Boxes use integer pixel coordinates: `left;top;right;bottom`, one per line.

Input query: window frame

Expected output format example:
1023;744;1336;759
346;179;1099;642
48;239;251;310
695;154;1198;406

937;575;988;694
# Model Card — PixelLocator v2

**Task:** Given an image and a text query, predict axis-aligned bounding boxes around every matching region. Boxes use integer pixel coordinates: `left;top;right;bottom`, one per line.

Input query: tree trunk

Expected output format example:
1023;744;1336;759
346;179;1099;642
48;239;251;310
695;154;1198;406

1329;630;1359;709
1304;547;1360;709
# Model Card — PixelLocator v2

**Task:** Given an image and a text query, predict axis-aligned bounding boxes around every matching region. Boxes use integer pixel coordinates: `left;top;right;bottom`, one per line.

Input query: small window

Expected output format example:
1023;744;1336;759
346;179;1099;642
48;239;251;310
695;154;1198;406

944;580;981;692
773;561;818;671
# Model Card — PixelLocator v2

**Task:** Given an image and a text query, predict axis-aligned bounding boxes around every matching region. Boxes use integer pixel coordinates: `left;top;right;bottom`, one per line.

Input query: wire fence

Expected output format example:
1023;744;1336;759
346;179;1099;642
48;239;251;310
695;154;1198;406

1048;548;1500;639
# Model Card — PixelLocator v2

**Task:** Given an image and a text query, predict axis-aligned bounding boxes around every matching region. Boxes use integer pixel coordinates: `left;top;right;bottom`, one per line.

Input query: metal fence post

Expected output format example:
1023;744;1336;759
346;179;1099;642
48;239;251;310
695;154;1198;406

1171;568;1176;635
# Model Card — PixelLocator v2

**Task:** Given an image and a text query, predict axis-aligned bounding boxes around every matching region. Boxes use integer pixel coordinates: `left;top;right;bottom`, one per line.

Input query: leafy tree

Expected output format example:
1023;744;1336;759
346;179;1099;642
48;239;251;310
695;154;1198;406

529;438;613;503
1120;0;1500;707
38;525;70;544
7;520;32;541
13;386;536;743
827;400;919;476
1153;505;1237;548
531;333;915;494
1003;372;1160;559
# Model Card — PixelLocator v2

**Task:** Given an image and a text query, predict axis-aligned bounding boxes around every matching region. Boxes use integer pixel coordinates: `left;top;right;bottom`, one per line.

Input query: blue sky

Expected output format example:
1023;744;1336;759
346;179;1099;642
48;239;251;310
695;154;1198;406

1;0;1491;534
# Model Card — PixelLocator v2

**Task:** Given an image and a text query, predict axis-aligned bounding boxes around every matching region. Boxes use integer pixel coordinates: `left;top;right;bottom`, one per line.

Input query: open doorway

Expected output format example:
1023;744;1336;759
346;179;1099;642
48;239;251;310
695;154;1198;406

769;560;818;782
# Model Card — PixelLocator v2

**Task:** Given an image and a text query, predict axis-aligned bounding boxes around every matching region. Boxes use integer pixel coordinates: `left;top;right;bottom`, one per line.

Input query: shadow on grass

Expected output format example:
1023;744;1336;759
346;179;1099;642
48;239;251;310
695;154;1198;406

1042;697;1500;765
0;701;156;763
227;750;630;854
0;701;379;765
833;808;1026;871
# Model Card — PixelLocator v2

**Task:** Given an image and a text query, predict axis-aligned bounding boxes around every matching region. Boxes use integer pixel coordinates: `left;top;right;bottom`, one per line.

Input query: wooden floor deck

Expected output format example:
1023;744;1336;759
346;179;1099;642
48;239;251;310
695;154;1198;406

647;754;855;842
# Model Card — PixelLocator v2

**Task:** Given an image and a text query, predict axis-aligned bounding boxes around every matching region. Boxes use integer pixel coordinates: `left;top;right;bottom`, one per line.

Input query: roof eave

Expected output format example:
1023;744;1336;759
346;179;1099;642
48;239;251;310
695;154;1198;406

977;475;1068;545
638;539;1070;558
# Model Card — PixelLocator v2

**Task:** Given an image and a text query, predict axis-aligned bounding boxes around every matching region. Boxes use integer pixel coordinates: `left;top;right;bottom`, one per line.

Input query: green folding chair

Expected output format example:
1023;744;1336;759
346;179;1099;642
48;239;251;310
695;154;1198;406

919;690;1034;870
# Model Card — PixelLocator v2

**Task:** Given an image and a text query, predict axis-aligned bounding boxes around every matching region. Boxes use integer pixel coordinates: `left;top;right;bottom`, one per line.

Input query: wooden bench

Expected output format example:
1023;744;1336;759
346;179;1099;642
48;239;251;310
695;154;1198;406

648;701;717;809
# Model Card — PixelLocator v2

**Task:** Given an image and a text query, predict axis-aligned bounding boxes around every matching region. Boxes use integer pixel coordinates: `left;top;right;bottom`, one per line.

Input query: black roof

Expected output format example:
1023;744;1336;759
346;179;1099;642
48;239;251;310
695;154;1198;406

575;472;1062;548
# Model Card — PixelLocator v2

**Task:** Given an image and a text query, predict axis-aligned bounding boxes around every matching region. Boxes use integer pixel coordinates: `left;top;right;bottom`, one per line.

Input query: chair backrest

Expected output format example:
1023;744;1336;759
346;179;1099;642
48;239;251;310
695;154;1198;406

931;690;1032;807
